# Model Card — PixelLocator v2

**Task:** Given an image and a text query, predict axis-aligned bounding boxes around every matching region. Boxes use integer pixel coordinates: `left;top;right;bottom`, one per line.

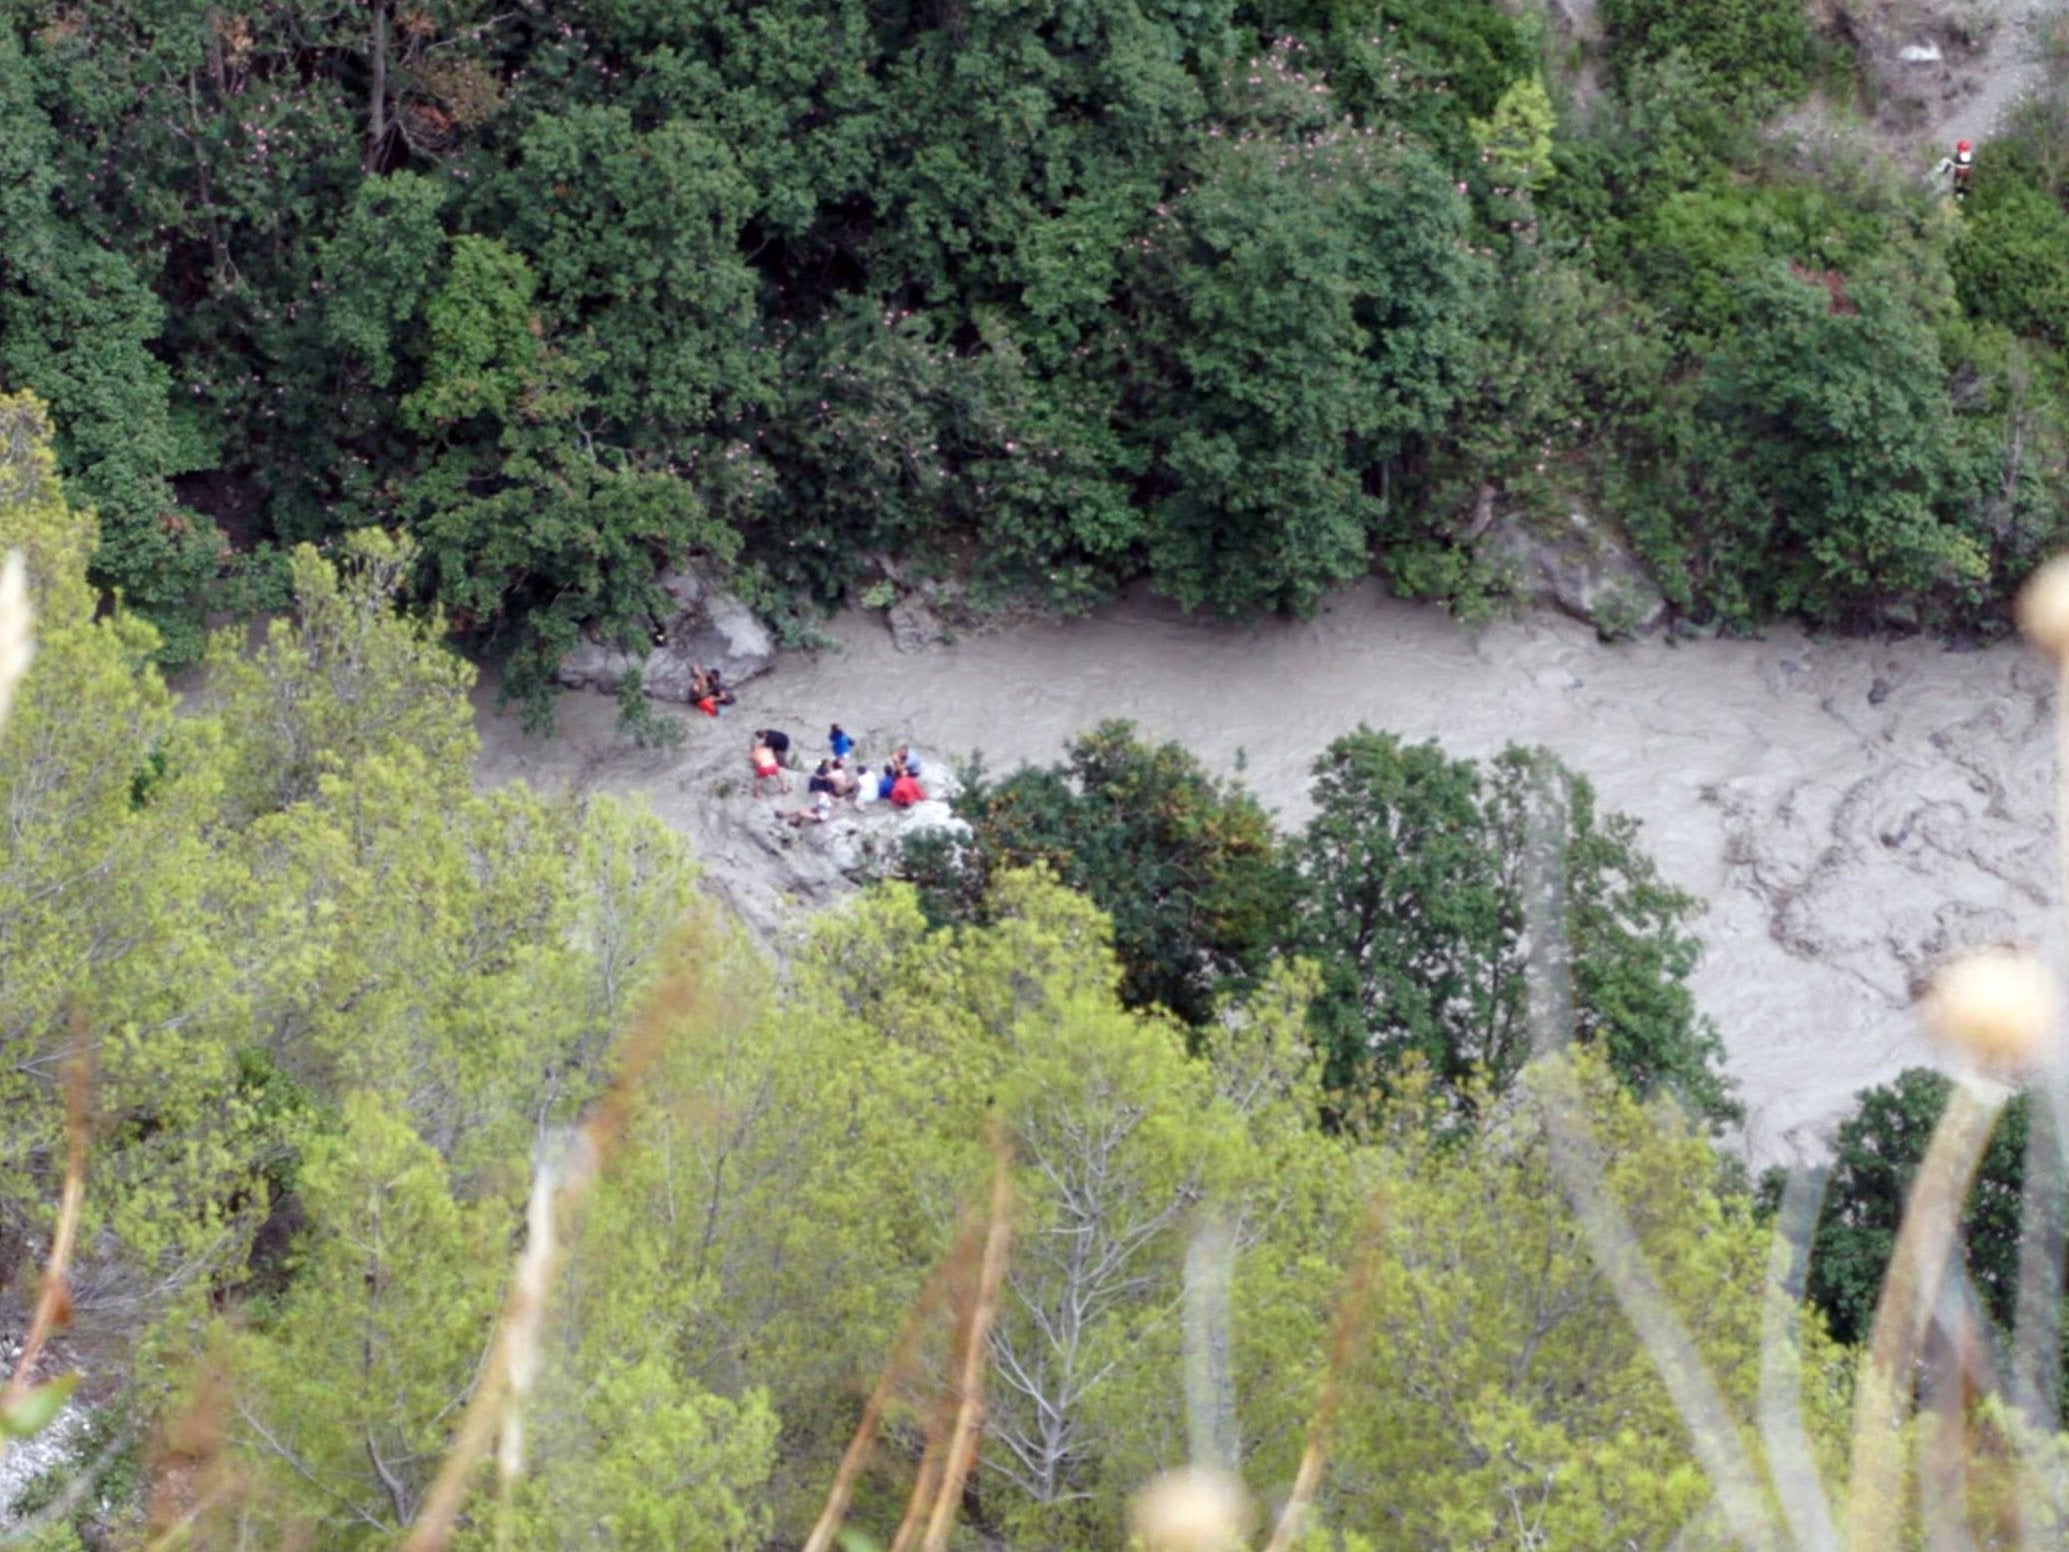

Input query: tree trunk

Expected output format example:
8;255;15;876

366;2;389;172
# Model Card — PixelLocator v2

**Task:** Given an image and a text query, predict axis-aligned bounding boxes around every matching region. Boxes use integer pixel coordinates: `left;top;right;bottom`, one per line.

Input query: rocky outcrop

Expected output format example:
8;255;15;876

697;757;969;942
1485;511;1667;637
887;595;950;654
557;565;777;699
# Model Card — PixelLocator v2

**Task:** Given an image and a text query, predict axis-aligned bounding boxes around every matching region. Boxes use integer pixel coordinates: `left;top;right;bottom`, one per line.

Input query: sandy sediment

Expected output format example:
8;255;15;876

473;583;2063;1169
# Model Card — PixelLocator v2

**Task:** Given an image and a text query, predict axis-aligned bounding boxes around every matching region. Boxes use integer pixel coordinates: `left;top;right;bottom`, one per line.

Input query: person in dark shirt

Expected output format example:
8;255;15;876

808;760;838;796
756;728;792;765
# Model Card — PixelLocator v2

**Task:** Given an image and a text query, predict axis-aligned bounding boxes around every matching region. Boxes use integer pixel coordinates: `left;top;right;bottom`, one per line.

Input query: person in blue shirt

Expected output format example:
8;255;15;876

830;723;855;760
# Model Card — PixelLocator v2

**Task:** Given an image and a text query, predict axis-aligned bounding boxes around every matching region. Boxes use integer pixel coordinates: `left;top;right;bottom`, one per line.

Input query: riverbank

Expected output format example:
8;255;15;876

473;582;2062;1169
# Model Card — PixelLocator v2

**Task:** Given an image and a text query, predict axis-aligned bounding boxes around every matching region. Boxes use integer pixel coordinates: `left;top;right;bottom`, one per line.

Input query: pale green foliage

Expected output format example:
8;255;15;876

0;391;259;1302
498;923;784;1552
206;531;475;819
1471;77;1557;194
652;872;1341;1545
0;391;696;1372
498;1358;778;1552
222;1094;507;1546
1325;1052;1849;1547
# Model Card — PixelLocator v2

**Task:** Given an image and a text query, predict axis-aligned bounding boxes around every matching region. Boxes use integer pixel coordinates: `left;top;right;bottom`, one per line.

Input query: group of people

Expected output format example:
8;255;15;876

752;723;928;827
689;664;736;718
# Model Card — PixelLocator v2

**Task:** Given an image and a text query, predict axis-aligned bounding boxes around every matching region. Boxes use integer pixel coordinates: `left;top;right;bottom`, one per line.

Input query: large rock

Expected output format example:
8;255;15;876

556;565;776;699
886;594;949;654
1485;511;1667;637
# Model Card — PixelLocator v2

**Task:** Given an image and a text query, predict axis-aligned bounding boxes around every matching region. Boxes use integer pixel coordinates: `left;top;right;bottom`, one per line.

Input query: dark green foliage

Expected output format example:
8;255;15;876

1951;178;2069;346
1394;251;1666;610
0;0;2062;683
1291;730;1737;1128
901;722;1293;1026
1641;267;1984;626
1601;0;1813;106
1123;43;1486;614
1245;0;1537;164
1784;1069;2030;1348
0;29;219;662
912;719;1730;1132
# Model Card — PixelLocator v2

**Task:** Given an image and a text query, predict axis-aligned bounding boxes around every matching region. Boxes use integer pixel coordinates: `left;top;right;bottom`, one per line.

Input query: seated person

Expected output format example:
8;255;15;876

829;760;861;799
889;768;924;808
894;744;921;778
807;760;838;796
877;762;900;802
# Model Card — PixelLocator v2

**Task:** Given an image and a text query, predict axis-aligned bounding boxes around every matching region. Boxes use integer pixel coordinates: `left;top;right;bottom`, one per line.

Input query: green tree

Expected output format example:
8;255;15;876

1291;730;1736;1129
1783;1068;2030;1349
902;722;1293;1026
1245;0;1536;168
1329;1050;1847;1547
1601;0;1813;107
1951;178;2069;345
1653;266;1983;626
1122;46;1486;614
221;1093;507;1547
1470;76;1557;196
0;32;219;661
396;236;739;721
0;391;264;1321
782;873;1335;1546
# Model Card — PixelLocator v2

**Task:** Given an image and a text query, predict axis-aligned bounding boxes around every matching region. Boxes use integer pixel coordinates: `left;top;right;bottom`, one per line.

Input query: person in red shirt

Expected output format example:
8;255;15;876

888;769;924;807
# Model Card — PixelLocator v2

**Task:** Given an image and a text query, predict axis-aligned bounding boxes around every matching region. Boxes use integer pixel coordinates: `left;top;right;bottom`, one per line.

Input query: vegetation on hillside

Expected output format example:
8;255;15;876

9;0;2069;1536
905;721;1737;1130
0;385;2066;1544
4;0;2069;709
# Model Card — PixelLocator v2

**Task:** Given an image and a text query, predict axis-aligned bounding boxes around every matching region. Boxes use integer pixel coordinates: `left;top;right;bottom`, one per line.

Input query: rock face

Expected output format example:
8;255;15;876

1485;512;1667;637
887;595;950;654
705;755;968;941
556;565;777;699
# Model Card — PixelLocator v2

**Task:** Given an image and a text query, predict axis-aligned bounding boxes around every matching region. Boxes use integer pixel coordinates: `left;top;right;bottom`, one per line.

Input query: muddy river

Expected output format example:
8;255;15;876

475;583;2065;1168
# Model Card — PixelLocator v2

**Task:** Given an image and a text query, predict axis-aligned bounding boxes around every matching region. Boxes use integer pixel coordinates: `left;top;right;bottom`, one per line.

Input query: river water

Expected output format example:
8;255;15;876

474;582;2064;1168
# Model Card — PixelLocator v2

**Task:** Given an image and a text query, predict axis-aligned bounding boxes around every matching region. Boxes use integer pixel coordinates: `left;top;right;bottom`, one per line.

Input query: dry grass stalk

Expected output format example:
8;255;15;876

0;549;34;729
886;1393;953;1552
398;917;734;1552
140;1357;243;1552
919;1132;1014;1552
1759;1165;1842;1552
889;1186;994;1552
0;1025;90;1466
801;1223;973;1552
1841;1080;2004;1552
1260;1190;1384;1552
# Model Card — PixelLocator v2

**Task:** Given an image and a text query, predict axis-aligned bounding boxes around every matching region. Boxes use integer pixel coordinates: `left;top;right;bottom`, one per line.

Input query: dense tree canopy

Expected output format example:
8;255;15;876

1;392;2061;1552
1291;730;1735;1129
904;721;1293;1026
1;0;2066;697
1783;1068;2033;1351
904;721;1735;1134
